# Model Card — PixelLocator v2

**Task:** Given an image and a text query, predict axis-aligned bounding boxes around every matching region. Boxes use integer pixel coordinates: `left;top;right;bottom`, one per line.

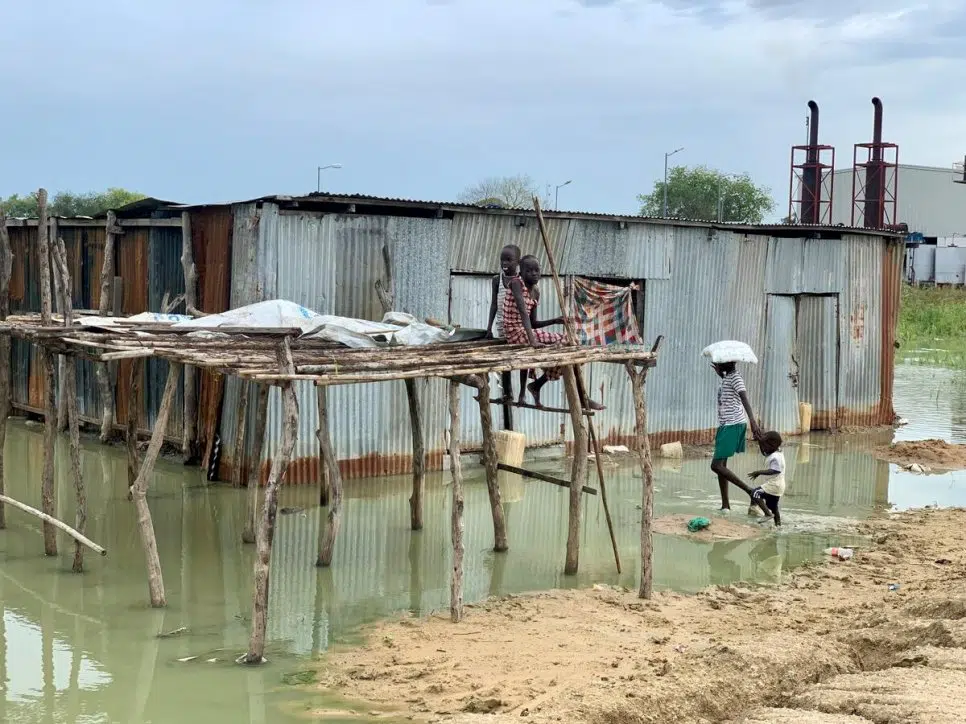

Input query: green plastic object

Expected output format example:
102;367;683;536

687;516;711;533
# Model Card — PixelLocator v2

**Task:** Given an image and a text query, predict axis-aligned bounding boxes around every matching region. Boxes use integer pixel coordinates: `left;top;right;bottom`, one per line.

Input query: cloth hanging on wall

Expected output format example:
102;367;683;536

572;277;643;346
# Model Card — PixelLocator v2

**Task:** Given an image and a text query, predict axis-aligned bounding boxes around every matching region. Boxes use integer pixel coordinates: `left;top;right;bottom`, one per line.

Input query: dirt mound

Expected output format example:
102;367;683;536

652;514;765;542
875;439;966;470
314;509;966;723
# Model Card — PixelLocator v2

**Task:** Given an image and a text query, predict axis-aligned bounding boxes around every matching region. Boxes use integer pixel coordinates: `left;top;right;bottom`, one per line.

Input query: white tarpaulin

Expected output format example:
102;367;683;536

172;300;322;333
701;340;759;365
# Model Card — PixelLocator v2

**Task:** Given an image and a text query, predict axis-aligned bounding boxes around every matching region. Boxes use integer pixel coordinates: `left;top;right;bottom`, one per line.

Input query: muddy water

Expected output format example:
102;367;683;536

1;354;965;722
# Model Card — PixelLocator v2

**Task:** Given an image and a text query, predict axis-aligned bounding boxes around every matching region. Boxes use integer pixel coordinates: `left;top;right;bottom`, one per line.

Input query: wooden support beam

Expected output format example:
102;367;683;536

52;235;88;573
448;379;465;622
244;342;299;664
486;398;595;416
126;359;143;497
476;377;508;552
94;211;119;442
497;463;597;495
0;495;106;556
36;191;58;556
316;384;343;567
231;381;250;488
242;383;270;545
629;337;661;599
131;362;181;607
563;368;586;575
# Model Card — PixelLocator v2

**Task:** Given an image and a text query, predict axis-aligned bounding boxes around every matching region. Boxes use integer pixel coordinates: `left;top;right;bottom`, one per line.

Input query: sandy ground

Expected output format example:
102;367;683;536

652;514;764;542
875;439;966;471
315;508;966;723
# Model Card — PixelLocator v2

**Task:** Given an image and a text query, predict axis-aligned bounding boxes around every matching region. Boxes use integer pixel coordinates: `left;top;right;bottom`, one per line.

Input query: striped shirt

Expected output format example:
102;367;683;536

494;271;510;338
717;371;747;426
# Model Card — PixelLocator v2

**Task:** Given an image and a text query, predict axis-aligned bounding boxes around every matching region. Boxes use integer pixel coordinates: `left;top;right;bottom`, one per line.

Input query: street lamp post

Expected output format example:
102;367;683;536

663;147;684;217
317;164;343;193
554;180;572;210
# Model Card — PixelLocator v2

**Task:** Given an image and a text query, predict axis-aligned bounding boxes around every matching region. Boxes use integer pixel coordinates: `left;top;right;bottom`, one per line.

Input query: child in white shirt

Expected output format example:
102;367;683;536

750;431;786;527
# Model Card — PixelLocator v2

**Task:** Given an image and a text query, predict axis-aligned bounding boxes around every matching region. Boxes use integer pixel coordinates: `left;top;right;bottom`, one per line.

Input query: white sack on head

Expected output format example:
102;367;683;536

701;340;758;365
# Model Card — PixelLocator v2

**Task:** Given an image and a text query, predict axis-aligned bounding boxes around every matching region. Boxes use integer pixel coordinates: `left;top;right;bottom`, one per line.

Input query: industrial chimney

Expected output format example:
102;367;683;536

851;97;898;228
789;101;834;225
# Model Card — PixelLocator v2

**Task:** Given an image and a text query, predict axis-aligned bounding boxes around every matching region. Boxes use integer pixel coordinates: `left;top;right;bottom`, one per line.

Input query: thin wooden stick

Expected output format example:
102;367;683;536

244;342;299;664
532;196;622;575
448;379;465;622
53;236;88;573
476;376;508;552
316;383;343;567
0;495;106;556
242;383;270;545
131;362;182;607
497;463;597;495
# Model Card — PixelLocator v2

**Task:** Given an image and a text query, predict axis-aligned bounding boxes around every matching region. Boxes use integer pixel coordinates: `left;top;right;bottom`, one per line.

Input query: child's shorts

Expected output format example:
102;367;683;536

760;492;781;511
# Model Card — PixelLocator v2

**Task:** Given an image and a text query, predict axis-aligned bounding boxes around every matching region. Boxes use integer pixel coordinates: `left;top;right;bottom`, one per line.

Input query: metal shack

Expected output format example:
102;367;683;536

4;194;903;483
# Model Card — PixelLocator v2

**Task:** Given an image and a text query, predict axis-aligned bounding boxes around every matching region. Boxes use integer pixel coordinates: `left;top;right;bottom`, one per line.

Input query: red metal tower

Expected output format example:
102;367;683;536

851;97;899;228
788;101;835;225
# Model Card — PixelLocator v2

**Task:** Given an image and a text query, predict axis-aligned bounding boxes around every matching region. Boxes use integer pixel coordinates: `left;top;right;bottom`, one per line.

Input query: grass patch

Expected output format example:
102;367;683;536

899;284;966;342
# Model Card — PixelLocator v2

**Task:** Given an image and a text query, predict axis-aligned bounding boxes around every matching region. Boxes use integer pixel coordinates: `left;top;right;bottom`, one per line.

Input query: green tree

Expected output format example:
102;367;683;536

638;166;775;223
458;174;549;209
0;188;146;218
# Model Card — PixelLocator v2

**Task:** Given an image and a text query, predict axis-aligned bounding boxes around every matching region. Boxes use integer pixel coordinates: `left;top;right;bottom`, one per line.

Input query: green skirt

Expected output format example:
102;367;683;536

713;423;747;460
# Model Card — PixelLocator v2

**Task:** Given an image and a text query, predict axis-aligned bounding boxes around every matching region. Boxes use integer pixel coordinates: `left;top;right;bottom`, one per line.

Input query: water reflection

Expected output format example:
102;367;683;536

0;353;962;721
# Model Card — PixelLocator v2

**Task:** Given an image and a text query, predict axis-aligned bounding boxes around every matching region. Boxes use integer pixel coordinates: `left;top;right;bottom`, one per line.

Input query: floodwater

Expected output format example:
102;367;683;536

2;348;966;723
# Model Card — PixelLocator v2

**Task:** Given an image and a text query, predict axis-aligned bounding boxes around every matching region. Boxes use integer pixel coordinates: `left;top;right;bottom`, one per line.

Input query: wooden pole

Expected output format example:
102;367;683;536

231;381;250;488
532;197;622;575
316;384;344;567
0;495;106;556
375;243;426;531
180;211;199;462
242;383;270;545
315;385;331;508
563;368;587;575
0;205;11;530
448;379;465;622
476;376;508;552
131;362;182;607
52;236;88;573
628;339;661;599
52;217;69;434
126;358;143;498
497;463;598;495
95;210;120;442
244;343;299;664
36;190;58;556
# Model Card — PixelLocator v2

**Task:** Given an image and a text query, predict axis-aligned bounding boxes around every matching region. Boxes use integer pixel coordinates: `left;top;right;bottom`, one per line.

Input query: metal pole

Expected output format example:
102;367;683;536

663;154;669;217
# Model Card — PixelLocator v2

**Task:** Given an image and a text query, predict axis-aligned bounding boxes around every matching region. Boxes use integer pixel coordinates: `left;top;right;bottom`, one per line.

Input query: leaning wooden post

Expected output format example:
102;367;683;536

53;236;88;573
532;196;621;575
231;381;250;488
180;211;199;462
94;210;121;443
242;384;270;545
131;362;182;607
0;205;12;529
36;189;58;556
244;343;299;664
316;384;344;568
448;379;465;622
375;244;426;531
476;375;508;552
562;367;588;575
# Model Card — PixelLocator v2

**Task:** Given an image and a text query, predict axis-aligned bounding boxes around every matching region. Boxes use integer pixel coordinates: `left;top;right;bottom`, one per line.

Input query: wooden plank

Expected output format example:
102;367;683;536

496;463;597;496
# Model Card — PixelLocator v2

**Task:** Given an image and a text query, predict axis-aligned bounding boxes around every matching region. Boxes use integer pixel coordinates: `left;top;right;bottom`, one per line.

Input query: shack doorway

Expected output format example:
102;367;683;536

761;293;840;435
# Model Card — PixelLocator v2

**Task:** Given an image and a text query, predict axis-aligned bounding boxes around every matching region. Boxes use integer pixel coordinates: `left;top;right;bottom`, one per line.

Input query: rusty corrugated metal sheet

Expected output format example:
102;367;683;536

879;240;902;423
798;295;839;429
191;207;234;462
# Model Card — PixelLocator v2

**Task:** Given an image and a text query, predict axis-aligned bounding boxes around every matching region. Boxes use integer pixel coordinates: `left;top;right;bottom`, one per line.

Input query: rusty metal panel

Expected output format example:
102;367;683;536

797;295;839;429
8;226;28;308
560;219;671;280
147;225;186;439
838;236;883;426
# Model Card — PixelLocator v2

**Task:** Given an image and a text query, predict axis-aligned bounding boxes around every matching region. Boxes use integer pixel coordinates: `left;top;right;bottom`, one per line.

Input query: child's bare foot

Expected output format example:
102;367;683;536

516;393;527;406
527;382;543;407
501;394;513;404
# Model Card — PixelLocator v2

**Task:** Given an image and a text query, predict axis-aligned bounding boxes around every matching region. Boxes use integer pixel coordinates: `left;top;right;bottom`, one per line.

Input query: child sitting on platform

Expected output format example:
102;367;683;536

486;244;522;402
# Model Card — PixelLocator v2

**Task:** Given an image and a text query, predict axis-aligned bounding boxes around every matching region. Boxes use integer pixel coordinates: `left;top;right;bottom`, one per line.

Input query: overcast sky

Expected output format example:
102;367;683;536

2;0;963;218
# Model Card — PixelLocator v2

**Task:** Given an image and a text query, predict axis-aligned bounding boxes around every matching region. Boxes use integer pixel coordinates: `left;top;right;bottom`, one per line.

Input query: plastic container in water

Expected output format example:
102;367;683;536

824;547;854;561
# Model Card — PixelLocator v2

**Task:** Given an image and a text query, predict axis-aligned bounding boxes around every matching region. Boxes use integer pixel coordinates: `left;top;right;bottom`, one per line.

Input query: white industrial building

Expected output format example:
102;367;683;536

828;164;966;284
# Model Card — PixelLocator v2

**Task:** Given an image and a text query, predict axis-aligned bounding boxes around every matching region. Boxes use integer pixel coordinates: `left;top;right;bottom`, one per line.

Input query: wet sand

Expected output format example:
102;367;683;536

875;439;966;471
316;508;966;723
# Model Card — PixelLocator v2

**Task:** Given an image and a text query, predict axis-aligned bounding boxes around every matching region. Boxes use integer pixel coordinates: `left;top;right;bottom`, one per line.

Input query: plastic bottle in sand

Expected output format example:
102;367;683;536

823;547;854;561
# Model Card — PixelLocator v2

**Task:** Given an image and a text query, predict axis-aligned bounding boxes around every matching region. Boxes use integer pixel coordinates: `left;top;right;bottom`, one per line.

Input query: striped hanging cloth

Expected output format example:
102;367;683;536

572;277;643;346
